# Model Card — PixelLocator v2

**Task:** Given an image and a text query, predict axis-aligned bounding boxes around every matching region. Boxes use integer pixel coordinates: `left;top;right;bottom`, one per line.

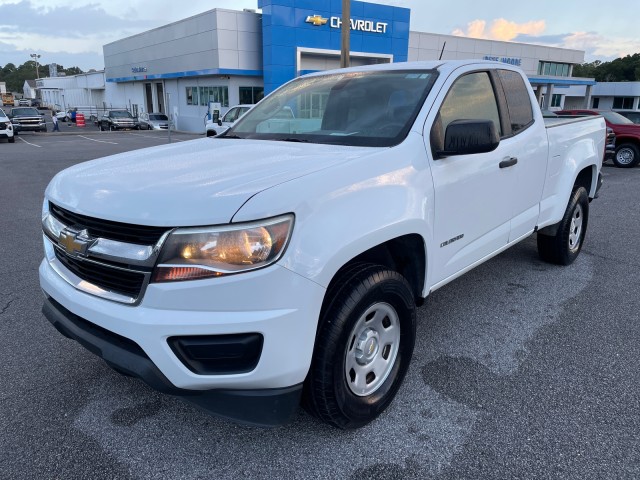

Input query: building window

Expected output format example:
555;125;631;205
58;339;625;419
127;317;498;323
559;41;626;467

198;86;229;107
186;86;228;107
538;62;570;77
299;92;329;119
592;97;600;109
612;97;634;109
239;87;264;105
186;87;198;105
551;94;562;108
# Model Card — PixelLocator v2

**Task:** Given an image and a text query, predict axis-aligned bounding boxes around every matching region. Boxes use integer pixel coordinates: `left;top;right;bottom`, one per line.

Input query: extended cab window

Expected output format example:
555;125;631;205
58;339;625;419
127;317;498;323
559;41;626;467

497;69;534;134
431;72;502;153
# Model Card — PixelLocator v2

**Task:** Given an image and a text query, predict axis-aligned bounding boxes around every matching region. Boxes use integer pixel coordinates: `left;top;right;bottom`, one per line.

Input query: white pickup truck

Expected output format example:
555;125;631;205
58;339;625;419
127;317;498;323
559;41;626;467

40;61;605;429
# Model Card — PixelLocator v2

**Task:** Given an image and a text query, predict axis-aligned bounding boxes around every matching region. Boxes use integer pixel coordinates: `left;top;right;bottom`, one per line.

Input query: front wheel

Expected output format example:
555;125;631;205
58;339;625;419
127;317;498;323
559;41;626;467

8;136;15;143
537;186;589;265
303;264;416;429
613;143;640;168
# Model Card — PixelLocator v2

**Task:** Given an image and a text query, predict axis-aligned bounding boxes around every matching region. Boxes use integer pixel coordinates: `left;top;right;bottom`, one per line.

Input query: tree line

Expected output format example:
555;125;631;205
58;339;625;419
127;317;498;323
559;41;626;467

572;53;640;82
0;61;83;93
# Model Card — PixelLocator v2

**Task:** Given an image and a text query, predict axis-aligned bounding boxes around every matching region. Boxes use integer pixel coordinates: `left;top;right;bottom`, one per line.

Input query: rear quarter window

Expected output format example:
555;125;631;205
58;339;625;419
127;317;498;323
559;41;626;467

497;70;534;134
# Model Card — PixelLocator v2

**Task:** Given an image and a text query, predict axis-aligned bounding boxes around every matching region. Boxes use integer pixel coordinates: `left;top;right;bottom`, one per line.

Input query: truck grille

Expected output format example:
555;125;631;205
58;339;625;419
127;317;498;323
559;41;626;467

54;249;147;299
47;202;171;303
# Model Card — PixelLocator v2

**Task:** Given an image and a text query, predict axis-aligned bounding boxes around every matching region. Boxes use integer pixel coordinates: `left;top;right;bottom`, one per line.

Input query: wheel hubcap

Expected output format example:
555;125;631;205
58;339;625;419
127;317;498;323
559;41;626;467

616;148;634;165
345;302;400;397
568;203;583;251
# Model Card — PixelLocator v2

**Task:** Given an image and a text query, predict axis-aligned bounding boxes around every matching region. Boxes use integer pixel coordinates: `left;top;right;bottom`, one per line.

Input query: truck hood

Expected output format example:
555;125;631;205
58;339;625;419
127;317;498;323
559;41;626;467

46;138;375;226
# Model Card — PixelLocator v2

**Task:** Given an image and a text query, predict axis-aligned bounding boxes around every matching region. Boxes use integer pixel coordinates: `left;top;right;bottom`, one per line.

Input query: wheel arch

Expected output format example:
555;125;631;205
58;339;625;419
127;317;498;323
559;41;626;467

322;233;428;310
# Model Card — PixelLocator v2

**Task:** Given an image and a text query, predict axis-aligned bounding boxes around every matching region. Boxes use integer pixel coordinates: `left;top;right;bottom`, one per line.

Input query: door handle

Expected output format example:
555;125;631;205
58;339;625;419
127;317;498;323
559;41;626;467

499;157;518;168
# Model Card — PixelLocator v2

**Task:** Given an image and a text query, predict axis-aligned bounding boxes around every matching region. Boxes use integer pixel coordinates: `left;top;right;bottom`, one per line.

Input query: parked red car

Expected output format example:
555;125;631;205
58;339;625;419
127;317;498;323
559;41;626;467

556;109;640;168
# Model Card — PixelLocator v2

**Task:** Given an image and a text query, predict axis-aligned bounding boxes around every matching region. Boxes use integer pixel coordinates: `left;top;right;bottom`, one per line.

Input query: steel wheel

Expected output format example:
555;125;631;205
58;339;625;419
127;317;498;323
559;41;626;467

568;203;583;252
302;264;416;429
344;302;400;396
613;143;640;168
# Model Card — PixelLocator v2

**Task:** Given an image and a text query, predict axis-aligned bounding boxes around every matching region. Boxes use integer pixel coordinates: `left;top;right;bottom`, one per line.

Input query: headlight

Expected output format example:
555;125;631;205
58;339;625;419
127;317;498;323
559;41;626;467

152;214;294;282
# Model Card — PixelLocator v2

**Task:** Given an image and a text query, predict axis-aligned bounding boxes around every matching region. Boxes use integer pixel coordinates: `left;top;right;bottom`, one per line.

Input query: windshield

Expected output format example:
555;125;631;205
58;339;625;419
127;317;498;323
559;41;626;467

110;111;133;118
600;111;634;125
149;114;168;121
229;70;438;147
11;108;39;116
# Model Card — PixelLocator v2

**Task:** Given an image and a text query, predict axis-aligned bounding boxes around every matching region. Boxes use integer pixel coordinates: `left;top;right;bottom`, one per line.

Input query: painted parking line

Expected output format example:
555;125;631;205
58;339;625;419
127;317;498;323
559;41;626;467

78;135;118;145
125;132;187;142
17;136;42;148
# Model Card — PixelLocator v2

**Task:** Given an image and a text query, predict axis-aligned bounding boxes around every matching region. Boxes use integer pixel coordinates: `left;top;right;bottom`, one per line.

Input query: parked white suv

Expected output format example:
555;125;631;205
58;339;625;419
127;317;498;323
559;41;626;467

205;105;252;136
0;108;15;143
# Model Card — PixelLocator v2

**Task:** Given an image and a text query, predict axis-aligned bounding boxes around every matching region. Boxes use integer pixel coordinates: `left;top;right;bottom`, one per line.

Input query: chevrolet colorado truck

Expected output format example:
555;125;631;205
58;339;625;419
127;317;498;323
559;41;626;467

40;61;605;429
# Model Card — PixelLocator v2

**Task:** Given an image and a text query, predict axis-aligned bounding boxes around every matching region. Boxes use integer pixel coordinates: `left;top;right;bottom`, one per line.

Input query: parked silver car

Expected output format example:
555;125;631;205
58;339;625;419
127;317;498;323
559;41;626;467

138;112;170;130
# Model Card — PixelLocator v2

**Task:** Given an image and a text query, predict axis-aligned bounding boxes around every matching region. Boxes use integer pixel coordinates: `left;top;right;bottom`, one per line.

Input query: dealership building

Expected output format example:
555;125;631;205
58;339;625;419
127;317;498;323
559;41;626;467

37;0;604;132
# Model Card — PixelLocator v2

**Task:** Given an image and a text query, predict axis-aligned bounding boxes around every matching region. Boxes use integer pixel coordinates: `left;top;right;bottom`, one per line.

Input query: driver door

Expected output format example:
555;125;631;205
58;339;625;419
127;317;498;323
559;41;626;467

426;70;516;286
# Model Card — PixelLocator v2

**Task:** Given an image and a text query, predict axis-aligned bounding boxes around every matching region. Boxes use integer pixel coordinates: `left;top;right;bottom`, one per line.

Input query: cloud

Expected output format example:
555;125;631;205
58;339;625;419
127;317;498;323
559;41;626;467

0;0;155;69
0;1;151;35
515;31;638;61
453;18;546;41
0;40;104;71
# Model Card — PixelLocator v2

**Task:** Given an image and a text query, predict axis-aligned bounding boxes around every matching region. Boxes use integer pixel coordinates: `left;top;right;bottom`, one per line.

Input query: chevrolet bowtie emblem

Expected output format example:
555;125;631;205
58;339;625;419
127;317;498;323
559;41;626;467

59;228;93;257
306;15;328;26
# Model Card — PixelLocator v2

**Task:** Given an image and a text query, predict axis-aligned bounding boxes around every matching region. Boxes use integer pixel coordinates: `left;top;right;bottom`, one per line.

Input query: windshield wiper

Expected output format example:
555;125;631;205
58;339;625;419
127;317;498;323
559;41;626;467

275;137;309;143
219;134;243;139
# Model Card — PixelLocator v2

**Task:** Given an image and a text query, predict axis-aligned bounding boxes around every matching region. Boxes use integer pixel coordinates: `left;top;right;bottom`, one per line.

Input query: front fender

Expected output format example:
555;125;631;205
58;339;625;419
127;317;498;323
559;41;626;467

232;133;435;290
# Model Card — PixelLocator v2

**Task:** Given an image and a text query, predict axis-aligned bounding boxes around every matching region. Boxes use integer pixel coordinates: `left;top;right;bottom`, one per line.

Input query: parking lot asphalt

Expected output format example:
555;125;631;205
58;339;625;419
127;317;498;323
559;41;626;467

1;134;639;479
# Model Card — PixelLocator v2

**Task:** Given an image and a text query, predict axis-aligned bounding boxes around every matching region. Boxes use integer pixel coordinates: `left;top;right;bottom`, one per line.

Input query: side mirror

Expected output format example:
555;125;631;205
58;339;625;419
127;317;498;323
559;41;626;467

436;119;500;158
217;119;223;126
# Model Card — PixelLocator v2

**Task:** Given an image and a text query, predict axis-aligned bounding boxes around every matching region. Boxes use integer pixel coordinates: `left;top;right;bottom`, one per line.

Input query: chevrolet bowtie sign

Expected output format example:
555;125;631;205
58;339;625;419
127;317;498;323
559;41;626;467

306;15;328;26
305;15;389;34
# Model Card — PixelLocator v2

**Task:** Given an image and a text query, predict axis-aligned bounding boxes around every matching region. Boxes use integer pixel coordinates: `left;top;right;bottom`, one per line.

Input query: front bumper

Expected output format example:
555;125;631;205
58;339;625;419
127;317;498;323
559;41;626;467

42;296;302;425
39;253;325;424
13;123;46;132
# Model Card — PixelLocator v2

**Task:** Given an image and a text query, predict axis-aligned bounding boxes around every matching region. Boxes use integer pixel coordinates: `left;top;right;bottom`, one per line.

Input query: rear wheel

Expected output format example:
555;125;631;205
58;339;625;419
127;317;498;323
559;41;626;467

612;143;640;168
303;264;416;429
8;136;15;143
537;186;589;265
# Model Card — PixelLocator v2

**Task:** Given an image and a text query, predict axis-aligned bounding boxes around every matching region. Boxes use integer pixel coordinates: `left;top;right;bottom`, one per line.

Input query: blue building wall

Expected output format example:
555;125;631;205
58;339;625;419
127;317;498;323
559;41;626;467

258;0;410;94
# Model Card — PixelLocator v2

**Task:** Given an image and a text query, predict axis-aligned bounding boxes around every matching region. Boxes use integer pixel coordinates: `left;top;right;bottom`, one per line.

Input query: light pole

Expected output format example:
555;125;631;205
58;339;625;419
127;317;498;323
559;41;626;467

340;0;350;68
30;53;41;79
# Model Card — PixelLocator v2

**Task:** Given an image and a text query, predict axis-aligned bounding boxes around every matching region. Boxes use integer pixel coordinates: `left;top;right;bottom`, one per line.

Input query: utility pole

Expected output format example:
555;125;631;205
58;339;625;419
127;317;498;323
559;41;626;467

30;53;41;79
340;0;350;68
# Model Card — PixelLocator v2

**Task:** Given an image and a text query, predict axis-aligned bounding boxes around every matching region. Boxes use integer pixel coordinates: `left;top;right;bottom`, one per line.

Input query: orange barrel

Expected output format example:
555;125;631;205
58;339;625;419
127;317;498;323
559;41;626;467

76;113;85;128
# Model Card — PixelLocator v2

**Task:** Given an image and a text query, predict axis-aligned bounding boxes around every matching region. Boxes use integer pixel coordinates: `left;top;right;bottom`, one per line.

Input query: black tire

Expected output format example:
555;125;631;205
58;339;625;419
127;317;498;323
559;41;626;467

537;186;589;265
109;124;115;132
148;125;153;130
302;263;417;429
99;123;104;131
8;136;15;143
206;130;215;137
612;143;640;168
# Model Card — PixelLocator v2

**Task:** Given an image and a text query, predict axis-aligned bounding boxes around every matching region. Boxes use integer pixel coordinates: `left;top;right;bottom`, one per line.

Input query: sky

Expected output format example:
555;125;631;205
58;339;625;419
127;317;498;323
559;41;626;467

0;0;638;71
